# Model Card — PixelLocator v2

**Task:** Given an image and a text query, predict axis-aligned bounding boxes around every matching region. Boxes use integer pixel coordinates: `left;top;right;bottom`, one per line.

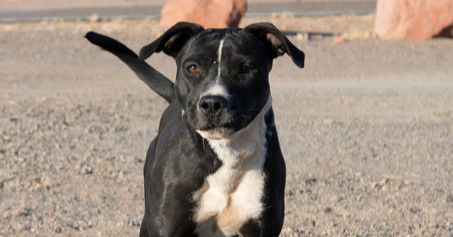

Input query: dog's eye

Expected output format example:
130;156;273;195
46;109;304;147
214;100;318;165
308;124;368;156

188;64;199;74
240;65;253;74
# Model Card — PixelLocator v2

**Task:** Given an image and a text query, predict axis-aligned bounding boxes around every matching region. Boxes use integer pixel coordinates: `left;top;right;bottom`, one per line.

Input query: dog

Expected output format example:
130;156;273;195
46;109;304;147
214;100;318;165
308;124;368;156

86;22;304;237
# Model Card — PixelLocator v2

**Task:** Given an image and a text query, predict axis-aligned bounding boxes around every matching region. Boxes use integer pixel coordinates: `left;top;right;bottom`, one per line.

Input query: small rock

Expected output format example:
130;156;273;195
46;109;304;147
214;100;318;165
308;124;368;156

287;189;294;197
333;36;345;43
128;217;141;227
89;14;99;23
18;207;32;217
280;12;295;19
80;163;93;175
447;222;453;230
409;206;420;214
296;33;307;41
324;207;333;213
311;34;324;40
135;157;144;163
447;193;453;202
305;178;317;185
9;117;21;123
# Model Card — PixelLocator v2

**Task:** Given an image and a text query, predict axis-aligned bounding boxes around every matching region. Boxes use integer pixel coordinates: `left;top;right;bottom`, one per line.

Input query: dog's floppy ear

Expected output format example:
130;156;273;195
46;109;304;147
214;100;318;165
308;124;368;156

139;22;205;60
244;23;305;68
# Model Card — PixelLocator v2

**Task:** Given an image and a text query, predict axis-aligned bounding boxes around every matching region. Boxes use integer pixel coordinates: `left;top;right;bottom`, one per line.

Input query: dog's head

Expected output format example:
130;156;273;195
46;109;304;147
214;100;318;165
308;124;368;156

140;22;304;140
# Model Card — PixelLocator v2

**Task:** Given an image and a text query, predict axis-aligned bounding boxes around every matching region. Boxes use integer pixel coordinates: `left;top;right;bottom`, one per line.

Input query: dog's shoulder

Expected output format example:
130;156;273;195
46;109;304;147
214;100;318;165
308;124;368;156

157;101;182;133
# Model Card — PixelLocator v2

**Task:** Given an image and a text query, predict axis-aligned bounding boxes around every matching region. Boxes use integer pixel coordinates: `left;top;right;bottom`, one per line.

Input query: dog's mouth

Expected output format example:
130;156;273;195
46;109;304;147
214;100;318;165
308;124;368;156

196;123;236;140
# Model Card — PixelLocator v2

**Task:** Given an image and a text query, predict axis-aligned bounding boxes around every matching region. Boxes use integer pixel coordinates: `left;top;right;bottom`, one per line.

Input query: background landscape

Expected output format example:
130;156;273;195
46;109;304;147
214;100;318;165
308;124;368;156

1;0;452;236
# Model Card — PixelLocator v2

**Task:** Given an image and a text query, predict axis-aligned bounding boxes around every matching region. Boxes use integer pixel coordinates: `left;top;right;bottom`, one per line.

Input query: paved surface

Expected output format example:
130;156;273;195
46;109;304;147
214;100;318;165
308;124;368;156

0;0;376;22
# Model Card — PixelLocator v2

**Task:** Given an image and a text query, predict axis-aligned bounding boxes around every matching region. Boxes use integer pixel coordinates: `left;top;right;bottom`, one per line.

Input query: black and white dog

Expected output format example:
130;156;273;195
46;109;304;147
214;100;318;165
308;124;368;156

86;22;304;237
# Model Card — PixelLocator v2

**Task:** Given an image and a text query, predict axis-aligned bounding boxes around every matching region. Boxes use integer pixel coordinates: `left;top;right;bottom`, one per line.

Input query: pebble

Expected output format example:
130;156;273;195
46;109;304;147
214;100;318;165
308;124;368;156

128;217;141;227
447;194;453;202
333;36;345;43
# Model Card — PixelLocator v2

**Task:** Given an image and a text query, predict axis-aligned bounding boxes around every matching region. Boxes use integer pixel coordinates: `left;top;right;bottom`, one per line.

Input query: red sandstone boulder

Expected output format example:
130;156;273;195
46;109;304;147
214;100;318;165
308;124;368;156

160;0;247;29
374;0;453;39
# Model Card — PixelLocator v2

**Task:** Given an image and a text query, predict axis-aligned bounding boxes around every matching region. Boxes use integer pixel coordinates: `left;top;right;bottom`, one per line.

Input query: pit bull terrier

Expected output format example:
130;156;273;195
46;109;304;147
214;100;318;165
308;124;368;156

86;22;304;237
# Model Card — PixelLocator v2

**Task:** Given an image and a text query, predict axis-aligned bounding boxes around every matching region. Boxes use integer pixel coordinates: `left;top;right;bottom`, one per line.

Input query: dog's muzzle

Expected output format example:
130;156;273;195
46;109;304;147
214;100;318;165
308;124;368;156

196;95;236;140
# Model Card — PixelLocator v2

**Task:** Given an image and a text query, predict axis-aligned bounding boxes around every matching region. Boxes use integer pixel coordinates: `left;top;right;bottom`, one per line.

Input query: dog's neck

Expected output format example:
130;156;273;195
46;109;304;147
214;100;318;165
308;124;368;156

193;96;273;233
205;95;272;168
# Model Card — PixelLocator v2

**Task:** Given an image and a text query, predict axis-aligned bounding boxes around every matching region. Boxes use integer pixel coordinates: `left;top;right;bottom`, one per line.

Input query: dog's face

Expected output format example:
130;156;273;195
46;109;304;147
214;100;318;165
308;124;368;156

177;29;274;139
139;22;304;139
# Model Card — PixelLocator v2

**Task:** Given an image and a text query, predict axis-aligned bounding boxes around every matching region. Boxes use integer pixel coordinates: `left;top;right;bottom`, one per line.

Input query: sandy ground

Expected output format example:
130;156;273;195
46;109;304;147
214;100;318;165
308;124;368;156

1;15;453;236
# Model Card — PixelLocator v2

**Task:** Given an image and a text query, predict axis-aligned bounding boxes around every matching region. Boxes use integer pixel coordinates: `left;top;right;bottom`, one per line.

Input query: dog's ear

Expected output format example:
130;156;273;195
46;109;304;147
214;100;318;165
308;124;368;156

244;23;305;68
139;22;205;60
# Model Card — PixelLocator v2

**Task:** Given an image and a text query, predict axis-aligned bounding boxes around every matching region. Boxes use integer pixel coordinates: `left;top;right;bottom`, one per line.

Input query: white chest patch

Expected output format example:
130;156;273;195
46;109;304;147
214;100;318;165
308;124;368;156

193;97;272;236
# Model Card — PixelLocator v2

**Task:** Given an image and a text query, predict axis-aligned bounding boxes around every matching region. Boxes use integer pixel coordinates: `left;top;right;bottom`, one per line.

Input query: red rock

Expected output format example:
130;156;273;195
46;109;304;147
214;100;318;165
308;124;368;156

374;0;453;39
160;0;247;29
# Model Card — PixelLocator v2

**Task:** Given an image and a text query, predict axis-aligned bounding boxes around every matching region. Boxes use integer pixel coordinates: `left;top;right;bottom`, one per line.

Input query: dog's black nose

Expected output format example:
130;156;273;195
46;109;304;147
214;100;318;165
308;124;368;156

199;96;228;116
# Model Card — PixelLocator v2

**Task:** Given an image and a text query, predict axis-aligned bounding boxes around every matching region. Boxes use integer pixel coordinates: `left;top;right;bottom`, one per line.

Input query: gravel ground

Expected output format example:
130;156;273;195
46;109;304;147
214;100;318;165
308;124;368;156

1;16;453;236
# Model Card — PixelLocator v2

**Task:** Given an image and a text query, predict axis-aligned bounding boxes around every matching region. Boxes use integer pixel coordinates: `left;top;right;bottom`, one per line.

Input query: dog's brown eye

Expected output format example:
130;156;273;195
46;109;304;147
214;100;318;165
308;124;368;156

188;64;199;73
240;65;253;74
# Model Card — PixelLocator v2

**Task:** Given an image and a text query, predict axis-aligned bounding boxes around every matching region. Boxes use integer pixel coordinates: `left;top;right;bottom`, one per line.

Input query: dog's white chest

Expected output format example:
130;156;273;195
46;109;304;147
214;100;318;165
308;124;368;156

193;97;272;236
194;160;265;236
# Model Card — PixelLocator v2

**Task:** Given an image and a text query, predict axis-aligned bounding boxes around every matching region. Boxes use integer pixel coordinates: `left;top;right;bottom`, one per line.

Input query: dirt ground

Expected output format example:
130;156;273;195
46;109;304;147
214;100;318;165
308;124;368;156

1;14;453;236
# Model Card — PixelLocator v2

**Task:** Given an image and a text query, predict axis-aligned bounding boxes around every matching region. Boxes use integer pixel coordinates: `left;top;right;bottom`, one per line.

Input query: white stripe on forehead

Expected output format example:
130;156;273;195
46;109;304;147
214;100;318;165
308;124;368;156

217;39;225;81
200;38;229;99
201;84;229;98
